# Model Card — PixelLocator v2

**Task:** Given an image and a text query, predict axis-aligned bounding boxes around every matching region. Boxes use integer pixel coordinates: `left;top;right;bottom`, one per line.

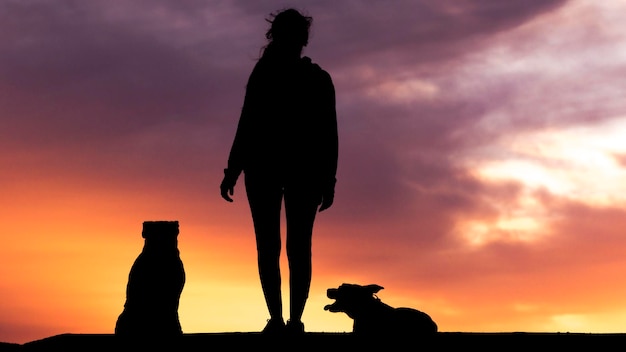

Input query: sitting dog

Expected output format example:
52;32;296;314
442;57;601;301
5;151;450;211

324;283;437;336
115;221;185;338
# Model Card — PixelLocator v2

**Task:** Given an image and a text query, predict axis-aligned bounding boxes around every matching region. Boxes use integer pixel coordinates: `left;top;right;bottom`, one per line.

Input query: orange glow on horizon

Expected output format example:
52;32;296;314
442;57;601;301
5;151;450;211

4;191;626;344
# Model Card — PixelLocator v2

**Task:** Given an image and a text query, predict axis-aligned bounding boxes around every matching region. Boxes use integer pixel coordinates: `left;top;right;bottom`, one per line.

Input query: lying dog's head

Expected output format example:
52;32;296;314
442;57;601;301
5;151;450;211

324;283;384;319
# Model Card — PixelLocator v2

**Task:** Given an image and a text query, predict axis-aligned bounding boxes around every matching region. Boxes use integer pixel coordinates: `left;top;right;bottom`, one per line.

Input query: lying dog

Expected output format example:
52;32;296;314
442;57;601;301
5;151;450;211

324;283;437;336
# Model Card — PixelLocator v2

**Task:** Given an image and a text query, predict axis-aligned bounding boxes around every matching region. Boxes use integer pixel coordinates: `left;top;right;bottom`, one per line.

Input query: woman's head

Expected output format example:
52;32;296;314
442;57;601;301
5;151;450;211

265;8;312;51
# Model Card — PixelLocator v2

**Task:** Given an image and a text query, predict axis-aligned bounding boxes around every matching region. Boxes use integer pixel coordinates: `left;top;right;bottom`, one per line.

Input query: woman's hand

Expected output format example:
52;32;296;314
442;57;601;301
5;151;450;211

318;184;335;212
220;169;239;202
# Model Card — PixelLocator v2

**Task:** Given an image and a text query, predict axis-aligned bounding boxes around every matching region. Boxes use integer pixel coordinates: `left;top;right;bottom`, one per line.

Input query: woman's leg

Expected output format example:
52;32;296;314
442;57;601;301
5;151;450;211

245;174;284;323
284;184;320;325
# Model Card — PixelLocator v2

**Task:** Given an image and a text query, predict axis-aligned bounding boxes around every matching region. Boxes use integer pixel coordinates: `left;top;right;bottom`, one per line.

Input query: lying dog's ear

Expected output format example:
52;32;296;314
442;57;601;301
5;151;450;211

365;284;384;294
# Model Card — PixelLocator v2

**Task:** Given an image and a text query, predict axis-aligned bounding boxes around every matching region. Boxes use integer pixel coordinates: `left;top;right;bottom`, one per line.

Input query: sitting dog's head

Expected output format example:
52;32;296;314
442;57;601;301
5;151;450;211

324;283;384;319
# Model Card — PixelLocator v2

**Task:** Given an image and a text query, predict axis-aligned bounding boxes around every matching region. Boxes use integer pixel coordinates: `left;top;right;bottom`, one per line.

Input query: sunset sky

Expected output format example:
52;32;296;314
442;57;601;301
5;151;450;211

3;0;626;344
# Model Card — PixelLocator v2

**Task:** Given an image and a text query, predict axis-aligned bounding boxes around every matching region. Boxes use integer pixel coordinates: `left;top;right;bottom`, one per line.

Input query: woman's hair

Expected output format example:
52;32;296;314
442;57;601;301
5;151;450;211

265;8;313;49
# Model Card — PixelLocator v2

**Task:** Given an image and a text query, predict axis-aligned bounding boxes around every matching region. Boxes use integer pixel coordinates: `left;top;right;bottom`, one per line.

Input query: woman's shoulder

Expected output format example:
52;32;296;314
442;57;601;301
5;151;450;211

301;56;321;70
301;56;333;82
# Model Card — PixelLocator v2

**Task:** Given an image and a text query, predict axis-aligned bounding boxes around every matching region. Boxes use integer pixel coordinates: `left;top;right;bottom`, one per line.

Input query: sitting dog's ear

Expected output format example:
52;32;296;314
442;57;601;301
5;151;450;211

365;284;384;294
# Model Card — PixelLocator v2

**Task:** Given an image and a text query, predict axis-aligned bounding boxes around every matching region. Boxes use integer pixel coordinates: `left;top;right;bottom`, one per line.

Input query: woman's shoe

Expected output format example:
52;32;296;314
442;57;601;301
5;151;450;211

285;320;305;335
262;318;286;335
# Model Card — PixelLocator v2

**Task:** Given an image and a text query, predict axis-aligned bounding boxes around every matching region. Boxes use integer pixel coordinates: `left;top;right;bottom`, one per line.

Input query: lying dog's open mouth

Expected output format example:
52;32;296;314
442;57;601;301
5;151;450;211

324;303;341;312
325;288;340;311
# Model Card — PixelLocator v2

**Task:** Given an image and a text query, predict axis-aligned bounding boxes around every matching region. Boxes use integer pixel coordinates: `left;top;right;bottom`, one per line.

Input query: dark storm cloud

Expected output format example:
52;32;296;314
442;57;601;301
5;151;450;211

0;0;569;146
0;1;257;149
291;0;572;223
309;0;569;67
0;0;574;214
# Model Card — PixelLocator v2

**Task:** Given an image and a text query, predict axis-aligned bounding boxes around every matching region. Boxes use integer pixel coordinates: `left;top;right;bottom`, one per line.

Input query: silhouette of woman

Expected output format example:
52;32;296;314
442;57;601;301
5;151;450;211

220;8;338;335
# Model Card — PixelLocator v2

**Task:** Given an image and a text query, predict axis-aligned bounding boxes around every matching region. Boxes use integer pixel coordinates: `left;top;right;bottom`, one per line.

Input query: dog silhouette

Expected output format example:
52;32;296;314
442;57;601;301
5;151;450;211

324;283;437;336
115;221;185;338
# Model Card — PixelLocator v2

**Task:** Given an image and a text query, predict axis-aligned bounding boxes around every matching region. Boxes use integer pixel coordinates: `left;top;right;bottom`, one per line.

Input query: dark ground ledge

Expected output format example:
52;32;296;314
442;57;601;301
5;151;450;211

4;332;626;351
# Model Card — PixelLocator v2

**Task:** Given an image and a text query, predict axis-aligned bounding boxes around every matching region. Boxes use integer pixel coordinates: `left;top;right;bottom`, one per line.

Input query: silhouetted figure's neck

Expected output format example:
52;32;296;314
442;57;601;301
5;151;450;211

262;42;303;62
